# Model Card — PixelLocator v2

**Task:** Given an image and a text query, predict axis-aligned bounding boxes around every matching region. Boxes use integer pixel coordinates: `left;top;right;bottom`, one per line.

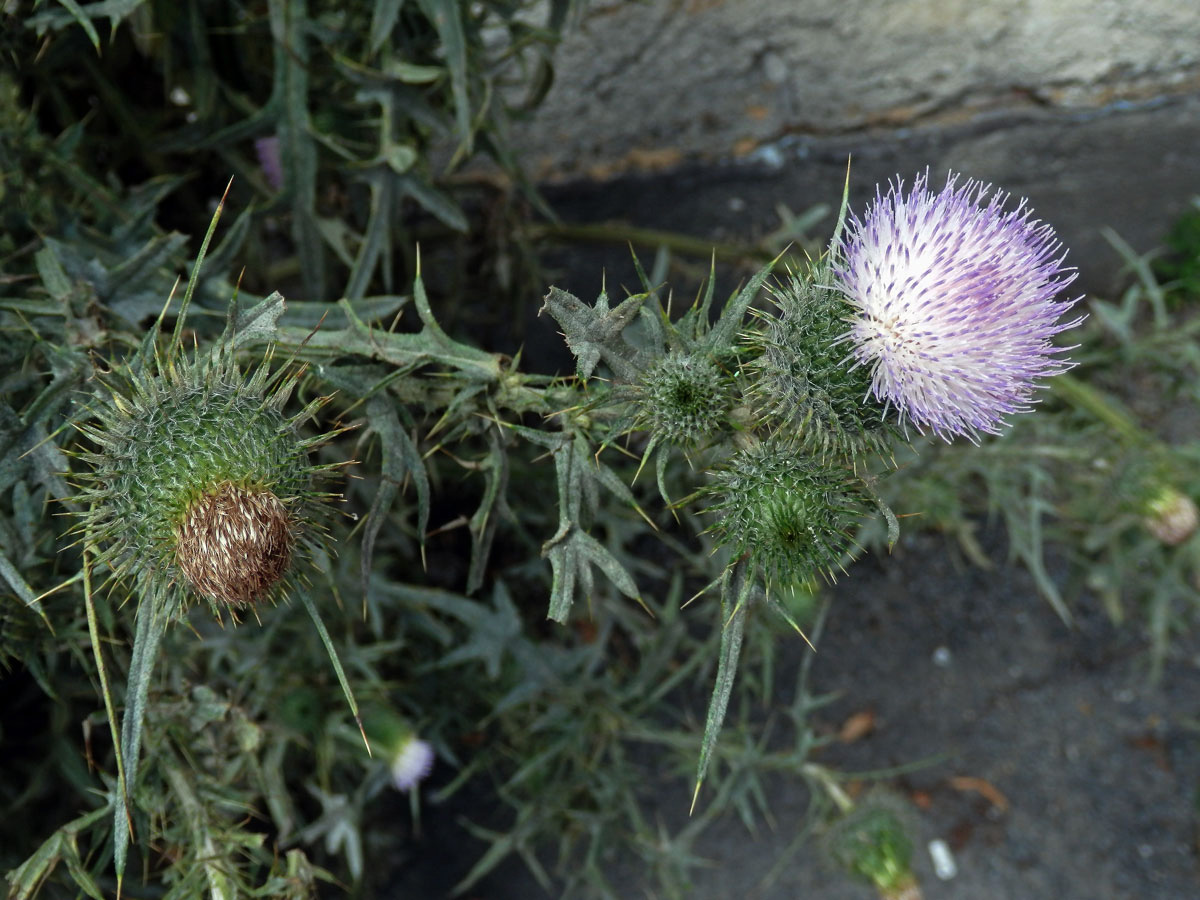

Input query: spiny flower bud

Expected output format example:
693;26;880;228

705;442;865;584
746;270;894;458
74;342;337;618
635;350;731;445
832;170;1083;442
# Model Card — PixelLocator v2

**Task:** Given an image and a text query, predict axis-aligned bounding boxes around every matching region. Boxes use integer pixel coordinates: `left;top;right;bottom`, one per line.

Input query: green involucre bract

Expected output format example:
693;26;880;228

746;270;894;458
705;442;865;584
74;343;338;616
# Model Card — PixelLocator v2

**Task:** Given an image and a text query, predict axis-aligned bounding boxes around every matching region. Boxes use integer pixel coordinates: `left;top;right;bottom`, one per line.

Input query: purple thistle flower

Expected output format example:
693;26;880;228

832;171;1083;441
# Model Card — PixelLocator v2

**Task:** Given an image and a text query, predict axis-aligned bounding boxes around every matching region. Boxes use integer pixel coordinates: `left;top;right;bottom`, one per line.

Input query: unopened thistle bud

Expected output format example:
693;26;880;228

74;341;338;617
746;270;894;458
705;442;865;585
635;350;732;445
826;799;921;900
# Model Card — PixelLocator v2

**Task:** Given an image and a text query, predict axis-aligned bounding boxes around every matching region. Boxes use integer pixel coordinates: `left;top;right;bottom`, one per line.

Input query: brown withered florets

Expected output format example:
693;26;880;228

175;482;294;607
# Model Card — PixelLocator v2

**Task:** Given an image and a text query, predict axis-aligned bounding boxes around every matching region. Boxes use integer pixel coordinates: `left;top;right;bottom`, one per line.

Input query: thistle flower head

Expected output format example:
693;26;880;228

362;707;434;792
73;340;339;618
390;736;435;792
832;171;1083;441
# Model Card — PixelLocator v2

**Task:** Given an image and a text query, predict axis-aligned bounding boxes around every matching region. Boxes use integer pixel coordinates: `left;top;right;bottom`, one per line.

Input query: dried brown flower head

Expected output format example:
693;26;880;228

175;482;294;607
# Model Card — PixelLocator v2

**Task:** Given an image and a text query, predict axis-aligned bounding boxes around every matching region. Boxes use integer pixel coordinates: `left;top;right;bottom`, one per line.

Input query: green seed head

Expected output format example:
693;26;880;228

705;442;864;584
74;344;337;617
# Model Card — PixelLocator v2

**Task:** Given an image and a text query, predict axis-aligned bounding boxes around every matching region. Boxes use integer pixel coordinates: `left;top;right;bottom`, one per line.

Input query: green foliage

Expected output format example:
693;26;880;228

6;0;580;300
1153;199;1200;302
877;225;1200;677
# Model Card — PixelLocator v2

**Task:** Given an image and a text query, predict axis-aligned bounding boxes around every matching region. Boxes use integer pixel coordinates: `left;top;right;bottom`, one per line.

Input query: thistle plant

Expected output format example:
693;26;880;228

62;198;363;893
3;159;1096;897
542;167;1084;806
74;338;338;617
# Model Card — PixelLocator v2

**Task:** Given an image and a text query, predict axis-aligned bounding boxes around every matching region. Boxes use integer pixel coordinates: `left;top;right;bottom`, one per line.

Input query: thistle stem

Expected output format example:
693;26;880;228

801;761;855;813
1050;373;1152;447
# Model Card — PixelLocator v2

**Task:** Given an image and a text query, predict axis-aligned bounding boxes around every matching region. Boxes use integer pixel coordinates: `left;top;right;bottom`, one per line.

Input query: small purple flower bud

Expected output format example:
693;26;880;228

255;136;284;191
390;736;434;792
833;171;1083;441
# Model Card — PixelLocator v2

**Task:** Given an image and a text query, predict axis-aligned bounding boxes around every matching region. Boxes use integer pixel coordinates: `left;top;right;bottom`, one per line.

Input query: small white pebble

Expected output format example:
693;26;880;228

728;196;746;212
751;143;785;169
169;86;191;106
928;839;957;880
932;646;952;667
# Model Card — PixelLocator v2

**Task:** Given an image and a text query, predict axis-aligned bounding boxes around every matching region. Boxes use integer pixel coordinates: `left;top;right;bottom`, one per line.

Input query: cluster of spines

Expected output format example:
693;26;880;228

634;350;733;447
703;441;865;588
744;267;895;461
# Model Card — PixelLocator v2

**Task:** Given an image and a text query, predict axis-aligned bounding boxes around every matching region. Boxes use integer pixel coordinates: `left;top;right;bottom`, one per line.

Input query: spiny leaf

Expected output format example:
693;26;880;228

361;395;430;598
229;291;289;351
705;253;781;352
0;550;49;623
345;170;395;301
4;807;109;900
414;0;472;161
693;559;752;812
299;590;368;754
467;429;509;595
269;0;325;299
540;286;645;382
115;585;171;886
170;178;231;358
